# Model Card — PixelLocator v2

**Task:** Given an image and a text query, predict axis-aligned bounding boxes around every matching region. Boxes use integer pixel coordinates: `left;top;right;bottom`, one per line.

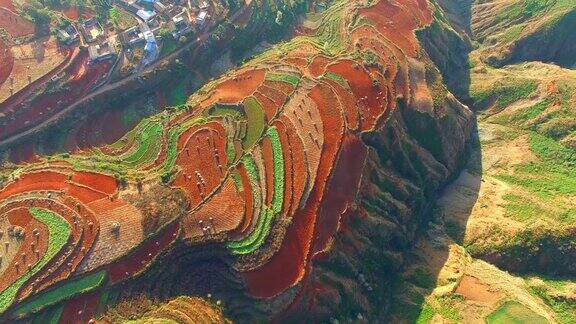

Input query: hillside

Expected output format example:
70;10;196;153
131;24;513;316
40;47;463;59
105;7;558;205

1;0;574;323
389;0;576;323
0;0;476;322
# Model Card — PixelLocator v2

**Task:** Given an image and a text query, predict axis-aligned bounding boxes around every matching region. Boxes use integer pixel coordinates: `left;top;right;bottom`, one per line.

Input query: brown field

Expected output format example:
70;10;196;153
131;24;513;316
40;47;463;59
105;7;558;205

0;0;15;11
0;36;70;103
228;165;253;239
198;69;266;109
183;177;245;239
0;39;13;86
0;7;34;37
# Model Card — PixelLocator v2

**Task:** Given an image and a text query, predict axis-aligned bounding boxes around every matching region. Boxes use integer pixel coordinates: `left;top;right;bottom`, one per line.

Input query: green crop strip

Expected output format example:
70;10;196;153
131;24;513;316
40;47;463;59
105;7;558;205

324;71;350;89
242;97;265;150
228;127;285;255
486;301;548;324
267;127;285;214
266;73;300;87
0;208;71;313
121;121;163;166
13;271;106;316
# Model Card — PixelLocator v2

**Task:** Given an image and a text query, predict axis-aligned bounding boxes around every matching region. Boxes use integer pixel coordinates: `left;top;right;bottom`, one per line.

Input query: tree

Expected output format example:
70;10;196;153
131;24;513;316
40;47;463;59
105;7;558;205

158;27;172;40
23;1;52;27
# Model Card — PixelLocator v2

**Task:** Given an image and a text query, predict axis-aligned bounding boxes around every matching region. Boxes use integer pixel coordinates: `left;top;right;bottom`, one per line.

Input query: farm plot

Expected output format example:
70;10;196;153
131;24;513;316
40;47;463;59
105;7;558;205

0;0;15;11
0;208;70;313
173;123;228;209
0;39;13;86
198;69;266;109
327;60;387;131
183;177;245;239
0;37;69;104
243;82;345;298
0;7;34;37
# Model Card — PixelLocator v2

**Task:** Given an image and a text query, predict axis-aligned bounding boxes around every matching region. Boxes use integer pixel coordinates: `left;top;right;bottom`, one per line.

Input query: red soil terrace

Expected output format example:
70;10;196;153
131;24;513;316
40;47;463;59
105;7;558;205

0;0;15;11
0;7;34;37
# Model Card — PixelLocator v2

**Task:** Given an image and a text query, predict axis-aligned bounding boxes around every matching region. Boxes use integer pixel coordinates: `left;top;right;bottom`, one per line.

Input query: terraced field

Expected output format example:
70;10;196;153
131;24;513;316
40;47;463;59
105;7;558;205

0;0;462;321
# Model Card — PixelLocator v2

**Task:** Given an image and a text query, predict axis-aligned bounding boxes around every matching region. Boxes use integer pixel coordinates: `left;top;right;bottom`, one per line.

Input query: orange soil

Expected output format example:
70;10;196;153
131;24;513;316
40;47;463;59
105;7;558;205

173;123;227;210
243;84;344;298
61;6;79;20
0;171;68;201
199;69;266;109
108;222;179;283
359;0;431;58
65;184;107;204
228;164;253;239
183;177;245;239
308;55;331;78
0;7;34;37
71;172;117;196
253;91;278;121
312;134;367;254
259;82;287;107
265;80;294;96
280;117;307;216
78;199;143;274
0;0;15;11
324;78;359;131
455;275;503;305
283;57;308;69
327;60;386;131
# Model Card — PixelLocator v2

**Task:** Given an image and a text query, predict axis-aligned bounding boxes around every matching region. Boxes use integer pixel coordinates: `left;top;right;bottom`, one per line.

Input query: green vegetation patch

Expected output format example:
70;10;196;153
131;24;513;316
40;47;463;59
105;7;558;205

486;301;549;324
503;193;547;222
242;97;266;150
324;71;349;88
13;271;107;316
121;121;164;166
228;127;285;255
472;81;538;109
267;126;285;214
166;79;189;107
30;305;63;324
0;208;71;313
266;73;300;87
528;278;576;324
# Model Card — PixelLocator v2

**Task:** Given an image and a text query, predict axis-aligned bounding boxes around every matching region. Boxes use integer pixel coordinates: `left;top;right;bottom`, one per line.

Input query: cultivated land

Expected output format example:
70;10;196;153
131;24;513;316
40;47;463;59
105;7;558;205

0;0;573;323
0;0;457;321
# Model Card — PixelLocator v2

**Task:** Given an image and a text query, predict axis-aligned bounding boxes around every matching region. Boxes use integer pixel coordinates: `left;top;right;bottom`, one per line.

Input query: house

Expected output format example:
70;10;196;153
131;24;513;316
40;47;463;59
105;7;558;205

122;26;145;46
88;39;118;63
147;17;161;32
199;1;209;10
57;25;79;45
196;11;208;28
171;12;192;38
80;18;104;43
136;9;157;21
154;0;167;13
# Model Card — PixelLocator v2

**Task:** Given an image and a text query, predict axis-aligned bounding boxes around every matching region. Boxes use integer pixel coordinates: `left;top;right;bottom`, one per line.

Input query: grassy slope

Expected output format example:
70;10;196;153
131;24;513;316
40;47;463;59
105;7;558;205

392;1;576;323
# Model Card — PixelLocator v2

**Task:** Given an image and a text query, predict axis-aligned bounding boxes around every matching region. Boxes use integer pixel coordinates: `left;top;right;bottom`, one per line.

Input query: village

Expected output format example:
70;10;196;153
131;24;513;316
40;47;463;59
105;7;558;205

60;0;222;68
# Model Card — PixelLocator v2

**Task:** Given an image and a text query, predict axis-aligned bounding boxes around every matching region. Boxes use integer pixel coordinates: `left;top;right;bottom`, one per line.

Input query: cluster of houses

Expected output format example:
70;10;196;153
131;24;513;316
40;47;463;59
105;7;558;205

57;0;218;66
